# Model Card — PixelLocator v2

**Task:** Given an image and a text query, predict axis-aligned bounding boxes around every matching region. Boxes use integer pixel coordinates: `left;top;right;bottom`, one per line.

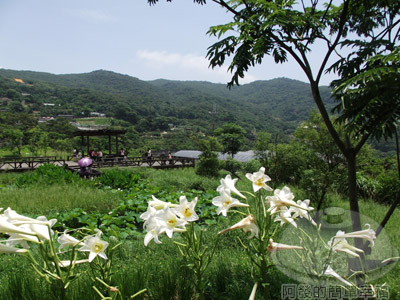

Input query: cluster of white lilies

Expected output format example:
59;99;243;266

0;207;108;265
140;195;199;246
141;167;378;291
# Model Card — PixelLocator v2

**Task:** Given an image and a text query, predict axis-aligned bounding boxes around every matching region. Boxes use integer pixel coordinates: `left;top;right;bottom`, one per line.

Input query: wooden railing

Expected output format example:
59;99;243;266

0;155;196;172
92;156;197;169
0;156;66;171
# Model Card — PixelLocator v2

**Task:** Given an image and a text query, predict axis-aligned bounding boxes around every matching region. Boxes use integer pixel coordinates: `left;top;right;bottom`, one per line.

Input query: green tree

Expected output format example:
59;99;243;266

5;129;24;156
269;141;309;186
294;110;346;211
195;136;222;177
148;0;400;239
54;139;71;158
39;132;50;157
214;123;245;158
254;131;272;168
332;47;400;235
27;127;43;155
8;101;24;113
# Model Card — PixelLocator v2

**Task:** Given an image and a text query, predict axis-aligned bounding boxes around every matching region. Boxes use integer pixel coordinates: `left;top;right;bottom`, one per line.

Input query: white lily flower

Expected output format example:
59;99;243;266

1;208;57;241
322;265;352;286
266;186;309;214
328;233;364;258
212;188;249;217
333;224;376;247
172;196;199;222
0;216;37;236
267;238;303;253
58;233;84;251
149;195;177;210
217;174;246;199
289;199;316;226
273;207;297;228
140;195;178;223
218;214;259;238
3;207;38;223
245;167;273;192
157;207;187;238
6;224;42;247
79;231;109;262
0;243;29;254
144;219;163;246
6;235;31;249
28;216;57;241
140;206;159;230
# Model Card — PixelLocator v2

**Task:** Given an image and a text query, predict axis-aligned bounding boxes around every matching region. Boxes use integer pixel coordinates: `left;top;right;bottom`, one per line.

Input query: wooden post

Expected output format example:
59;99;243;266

87;136;90;156
81;136;84;156
116;134;119;155
108;135;111;155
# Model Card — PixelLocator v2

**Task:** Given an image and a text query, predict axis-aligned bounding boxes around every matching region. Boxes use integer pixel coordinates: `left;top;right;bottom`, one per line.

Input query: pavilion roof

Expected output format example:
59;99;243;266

73;128;127;137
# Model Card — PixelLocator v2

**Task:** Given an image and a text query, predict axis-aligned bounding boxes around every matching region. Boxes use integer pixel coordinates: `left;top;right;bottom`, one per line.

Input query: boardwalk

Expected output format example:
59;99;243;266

0;156;66;172
0;156;196;172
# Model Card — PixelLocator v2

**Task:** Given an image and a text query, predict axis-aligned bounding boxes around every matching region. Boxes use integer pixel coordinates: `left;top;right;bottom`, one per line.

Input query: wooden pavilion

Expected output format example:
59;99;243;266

73;128;127;156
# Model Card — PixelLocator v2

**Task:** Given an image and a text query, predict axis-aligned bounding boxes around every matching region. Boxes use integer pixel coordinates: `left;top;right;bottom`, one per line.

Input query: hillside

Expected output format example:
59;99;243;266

0;69;334;137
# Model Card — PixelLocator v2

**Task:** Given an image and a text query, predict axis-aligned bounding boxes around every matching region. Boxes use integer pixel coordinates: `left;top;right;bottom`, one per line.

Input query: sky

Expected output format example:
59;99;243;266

0;0;339;86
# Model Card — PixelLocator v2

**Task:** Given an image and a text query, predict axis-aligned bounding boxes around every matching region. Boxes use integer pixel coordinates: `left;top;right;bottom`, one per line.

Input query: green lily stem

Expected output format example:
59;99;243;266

179;223;220;300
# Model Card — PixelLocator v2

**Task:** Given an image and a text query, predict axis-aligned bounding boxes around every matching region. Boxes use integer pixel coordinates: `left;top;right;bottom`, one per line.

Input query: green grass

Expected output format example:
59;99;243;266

75;117;112;126
137;167;223;192
0;182;122;216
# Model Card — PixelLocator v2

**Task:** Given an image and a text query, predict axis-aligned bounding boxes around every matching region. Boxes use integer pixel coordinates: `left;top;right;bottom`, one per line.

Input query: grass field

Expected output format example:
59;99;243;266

0;166;398;299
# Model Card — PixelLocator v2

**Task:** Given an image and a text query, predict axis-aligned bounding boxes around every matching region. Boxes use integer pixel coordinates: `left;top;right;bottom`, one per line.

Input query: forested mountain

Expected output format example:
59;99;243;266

0;68;334;138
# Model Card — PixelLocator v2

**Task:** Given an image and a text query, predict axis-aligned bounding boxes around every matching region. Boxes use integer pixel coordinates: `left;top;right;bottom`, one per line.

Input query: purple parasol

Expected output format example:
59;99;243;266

78;157;92;167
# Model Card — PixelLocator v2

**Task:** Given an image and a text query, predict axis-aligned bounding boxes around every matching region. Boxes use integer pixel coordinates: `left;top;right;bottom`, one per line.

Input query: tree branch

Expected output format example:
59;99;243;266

376;129;400;237
316;0;350;84
212;0;239;16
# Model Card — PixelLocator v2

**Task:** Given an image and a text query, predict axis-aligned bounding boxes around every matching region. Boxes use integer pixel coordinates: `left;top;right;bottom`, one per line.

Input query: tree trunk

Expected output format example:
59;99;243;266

347;149;362;233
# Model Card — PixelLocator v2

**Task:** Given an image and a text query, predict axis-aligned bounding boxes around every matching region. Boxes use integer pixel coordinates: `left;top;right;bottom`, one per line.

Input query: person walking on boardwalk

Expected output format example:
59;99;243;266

146;148;152;163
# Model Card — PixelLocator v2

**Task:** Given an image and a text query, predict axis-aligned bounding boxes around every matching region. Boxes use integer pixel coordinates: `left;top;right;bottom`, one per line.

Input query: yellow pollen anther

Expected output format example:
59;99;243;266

255;178;264;186
223;200;231;207
94;243;103;253
167;218;177;227
183;207;193;218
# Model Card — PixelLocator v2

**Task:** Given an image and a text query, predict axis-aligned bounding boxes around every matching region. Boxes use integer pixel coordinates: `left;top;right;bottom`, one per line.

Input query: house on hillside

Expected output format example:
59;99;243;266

90;112;106;117
174;150;257;162
14;78;25;84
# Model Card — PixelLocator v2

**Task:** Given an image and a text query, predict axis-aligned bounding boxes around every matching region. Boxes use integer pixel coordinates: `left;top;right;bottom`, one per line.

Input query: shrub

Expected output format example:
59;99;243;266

375;171;400;204
98;168;142;190
242;159;262;174
222;158;242;175
15;164;82;187
195;136;222;178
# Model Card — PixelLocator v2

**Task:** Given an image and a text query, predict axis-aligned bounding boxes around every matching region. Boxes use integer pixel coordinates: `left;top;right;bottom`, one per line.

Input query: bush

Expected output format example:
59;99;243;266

222;158;243;175
375;171;400;204
195;136;222;178
242;159;262;174
15;164;82;187
196;153;220;178
99;168;142;190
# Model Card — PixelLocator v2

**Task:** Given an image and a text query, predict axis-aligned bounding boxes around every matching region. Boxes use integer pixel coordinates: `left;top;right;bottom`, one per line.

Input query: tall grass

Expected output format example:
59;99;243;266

139;167;221;192
0;183;122;215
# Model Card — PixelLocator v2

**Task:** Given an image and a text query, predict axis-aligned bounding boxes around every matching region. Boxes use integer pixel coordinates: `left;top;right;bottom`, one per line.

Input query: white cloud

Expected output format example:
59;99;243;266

135;50;257;84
